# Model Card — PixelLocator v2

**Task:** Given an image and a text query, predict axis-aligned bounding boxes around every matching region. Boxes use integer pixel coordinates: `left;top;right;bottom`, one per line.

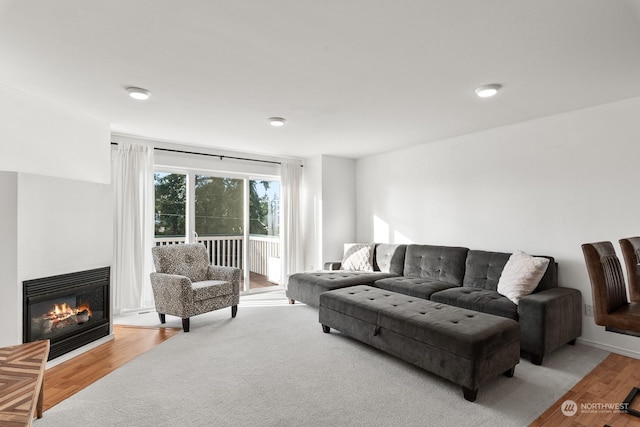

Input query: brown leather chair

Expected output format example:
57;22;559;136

582;241;640;335
619;237;640;303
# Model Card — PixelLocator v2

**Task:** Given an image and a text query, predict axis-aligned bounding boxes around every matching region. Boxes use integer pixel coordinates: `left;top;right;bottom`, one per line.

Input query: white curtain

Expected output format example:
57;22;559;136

112;142;155;312
280;161;303;287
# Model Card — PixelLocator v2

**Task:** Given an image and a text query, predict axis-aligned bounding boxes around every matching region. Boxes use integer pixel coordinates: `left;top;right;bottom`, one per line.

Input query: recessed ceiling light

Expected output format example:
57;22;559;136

127;87;151;101
269;117;286;127
474;84;502;98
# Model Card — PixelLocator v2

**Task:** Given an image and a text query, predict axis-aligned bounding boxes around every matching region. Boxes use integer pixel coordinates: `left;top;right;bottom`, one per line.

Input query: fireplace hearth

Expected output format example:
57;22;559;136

23;267;110;360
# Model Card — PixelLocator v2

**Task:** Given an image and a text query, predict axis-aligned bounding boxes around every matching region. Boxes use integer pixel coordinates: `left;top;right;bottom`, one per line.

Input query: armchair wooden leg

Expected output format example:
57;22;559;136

231;305;238;318
158;313;166;324
182;318;190;332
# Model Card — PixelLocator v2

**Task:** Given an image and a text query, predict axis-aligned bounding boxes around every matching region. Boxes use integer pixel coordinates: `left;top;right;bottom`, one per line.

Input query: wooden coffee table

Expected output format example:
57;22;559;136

0;340;50;426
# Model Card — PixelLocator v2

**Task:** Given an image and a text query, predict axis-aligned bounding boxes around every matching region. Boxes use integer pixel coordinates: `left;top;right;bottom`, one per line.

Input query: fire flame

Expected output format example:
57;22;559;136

48;303;92;319
35;302;93;335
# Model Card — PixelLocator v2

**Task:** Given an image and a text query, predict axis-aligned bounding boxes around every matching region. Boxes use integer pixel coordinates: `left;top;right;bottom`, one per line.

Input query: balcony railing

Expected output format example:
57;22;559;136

153;235;280;277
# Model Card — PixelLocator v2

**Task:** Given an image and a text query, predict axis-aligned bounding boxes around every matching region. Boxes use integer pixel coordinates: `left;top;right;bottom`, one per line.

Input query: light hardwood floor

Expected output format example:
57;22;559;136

531;353;640;426
43;325;180;412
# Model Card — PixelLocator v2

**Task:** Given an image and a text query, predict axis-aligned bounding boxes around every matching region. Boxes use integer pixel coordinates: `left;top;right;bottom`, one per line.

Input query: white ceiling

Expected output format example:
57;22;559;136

1;1;640;159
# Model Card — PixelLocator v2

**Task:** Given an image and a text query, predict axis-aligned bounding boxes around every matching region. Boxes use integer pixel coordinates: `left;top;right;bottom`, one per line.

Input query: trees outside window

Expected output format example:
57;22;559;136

250;179;279;237
195;175;243;236
154;172;279;238
154;172;186;237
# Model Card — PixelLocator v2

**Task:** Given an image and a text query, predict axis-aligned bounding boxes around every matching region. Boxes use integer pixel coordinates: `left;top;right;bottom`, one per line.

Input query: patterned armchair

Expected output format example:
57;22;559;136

150;243;241;332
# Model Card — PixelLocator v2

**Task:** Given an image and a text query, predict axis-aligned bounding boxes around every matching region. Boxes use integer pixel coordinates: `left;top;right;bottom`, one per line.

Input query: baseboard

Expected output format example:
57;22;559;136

576;337;640;360
241;285;282;295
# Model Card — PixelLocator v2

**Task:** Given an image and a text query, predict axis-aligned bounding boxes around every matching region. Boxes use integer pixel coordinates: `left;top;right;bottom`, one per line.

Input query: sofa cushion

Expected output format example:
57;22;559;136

403;245;469;284
497;251;550;304
374;277;459;300
430;287;518;321
532;257;557;292
342;243;374;271
373;244;407;275
464;250;557;293
463;251;510;291
286;271;397;307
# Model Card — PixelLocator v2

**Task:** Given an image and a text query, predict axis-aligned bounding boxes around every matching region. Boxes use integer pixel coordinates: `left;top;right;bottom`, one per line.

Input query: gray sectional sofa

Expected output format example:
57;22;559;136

287;243;582;365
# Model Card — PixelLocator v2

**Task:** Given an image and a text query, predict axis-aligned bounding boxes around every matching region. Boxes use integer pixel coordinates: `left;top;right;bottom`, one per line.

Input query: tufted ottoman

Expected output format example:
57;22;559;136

319;285;521;401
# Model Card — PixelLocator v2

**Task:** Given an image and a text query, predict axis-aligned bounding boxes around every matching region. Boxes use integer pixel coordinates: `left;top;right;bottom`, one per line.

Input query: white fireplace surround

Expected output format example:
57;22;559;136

0;172;113;350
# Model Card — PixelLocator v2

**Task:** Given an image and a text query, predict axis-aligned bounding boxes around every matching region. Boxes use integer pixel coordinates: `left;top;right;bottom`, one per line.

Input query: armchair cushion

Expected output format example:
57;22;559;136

207;265;242;287
192;280;233;301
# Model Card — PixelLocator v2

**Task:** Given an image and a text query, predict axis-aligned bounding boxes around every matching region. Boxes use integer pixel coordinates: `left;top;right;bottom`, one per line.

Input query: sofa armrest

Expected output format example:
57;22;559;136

323;261;342;270
518;287;582;364
150;273;193;307
207;266;241;294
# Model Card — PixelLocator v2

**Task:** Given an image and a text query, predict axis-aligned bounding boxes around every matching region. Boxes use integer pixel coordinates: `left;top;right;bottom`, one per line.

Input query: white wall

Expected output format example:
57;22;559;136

0;84;110;184
356;96;640;356
0;83;111;347
302;155;356;271
17;174;113;280
322;156;356;263
0;172;18;344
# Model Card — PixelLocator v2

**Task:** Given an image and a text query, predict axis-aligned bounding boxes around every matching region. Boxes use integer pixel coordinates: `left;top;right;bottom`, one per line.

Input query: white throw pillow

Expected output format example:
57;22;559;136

341;243;374;271
497;250;550;305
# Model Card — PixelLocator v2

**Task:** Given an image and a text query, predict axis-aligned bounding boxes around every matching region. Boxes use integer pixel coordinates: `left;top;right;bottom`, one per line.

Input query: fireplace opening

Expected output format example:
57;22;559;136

23;267;110;360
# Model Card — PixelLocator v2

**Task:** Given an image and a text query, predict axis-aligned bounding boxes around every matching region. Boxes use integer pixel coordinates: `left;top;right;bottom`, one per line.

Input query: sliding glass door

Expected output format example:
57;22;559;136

154;170;280;292
249;179;280;287
194;174;245;280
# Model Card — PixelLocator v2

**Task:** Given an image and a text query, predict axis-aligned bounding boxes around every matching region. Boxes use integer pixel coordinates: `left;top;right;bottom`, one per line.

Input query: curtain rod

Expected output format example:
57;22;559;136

110;142;293;166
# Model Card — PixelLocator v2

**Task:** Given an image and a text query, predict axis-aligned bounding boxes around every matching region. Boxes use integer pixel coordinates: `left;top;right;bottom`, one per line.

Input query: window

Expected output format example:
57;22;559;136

154;172;186;237
195;175;244;236
250;180;280;237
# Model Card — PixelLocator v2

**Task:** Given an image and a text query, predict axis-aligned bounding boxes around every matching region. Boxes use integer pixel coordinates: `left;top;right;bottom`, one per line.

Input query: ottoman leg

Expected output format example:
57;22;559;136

158;313;166;324
503;367;515;377
289;299;295;304
462;387;478;402
322;324;330;333
182;318;190;332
